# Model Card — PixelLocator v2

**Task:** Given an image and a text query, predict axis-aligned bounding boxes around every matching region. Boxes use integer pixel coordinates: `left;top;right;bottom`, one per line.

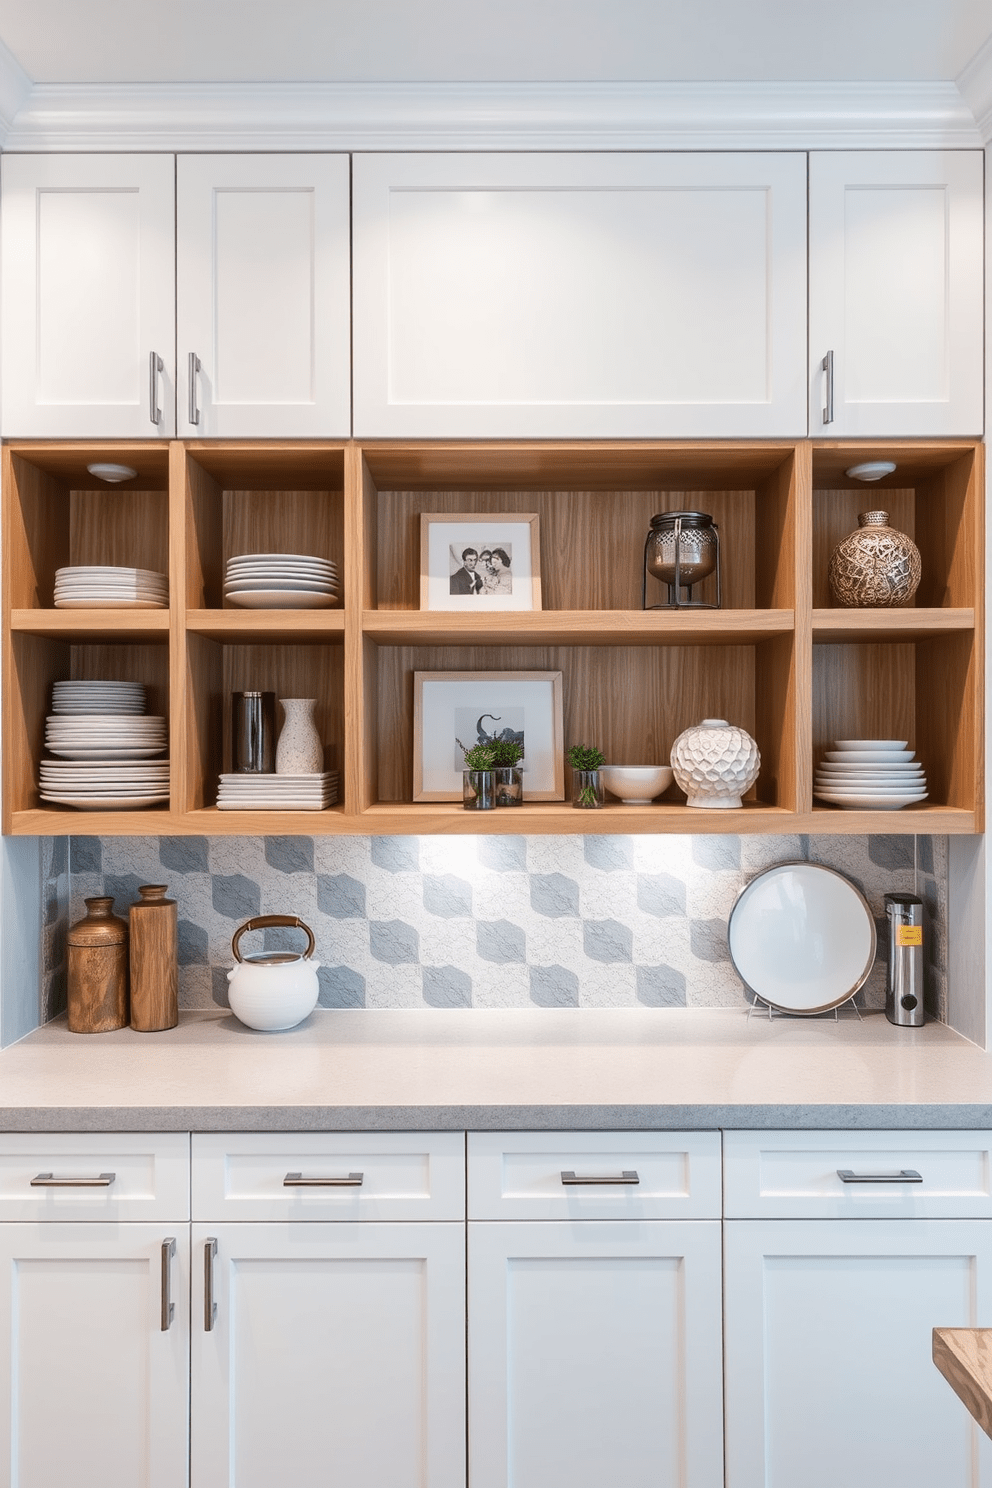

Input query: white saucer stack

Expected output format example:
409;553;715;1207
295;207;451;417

39;679;169;809
216;771;339;811
54;566;168;608
224;552;340;609
814;739;928;810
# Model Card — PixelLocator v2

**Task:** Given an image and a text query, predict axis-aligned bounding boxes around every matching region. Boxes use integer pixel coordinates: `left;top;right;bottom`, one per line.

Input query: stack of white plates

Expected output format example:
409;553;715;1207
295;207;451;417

44;715;167;760
814;740;928;810
216;771;339;811
38;761;169;810
51;680;146;715
54;566;168;608
224;553;340;609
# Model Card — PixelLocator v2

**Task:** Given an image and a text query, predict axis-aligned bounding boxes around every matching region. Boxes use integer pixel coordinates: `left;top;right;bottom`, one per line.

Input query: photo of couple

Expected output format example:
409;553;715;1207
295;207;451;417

449;543;513;596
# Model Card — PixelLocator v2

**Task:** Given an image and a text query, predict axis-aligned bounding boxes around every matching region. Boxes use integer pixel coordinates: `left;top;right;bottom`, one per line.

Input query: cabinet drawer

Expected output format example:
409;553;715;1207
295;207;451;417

468;1132;721;1220
0;1133;190;1221
724;1130;992;1219
192;1133;465;1221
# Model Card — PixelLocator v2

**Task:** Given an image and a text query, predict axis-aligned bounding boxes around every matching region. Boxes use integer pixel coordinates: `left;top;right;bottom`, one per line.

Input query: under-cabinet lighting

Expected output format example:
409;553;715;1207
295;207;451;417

845;461;896;482
86;462;138;483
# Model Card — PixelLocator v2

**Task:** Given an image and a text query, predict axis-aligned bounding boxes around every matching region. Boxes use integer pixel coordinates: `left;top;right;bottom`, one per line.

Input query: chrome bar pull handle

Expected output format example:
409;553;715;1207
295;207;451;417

31;1172;116;1187
837;1169;923;1184
283;1172;364;1187
148;351;163;426
188;352;201;427
204;1238;217;1331
822;349;834;425
161;1238;176;1331
561;1170;640;1186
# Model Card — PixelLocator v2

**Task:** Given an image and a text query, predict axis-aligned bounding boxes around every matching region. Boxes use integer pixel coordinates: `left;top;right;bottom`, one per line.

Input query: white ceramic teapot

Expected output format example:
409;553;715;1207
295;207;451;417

227;915;321;1031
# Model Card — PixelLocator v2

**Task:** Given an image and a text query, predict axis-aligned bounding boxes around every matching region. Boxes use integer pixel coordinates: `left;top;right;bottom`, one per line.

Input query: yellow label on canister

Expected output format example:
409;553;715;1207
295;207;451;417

896;925;923;947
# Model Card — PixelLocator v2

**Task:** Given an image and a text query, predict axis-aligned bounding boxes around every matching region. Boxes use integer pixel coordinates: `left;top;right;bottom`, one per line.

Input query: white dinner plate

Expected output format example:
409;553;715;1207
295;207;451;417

815;792;929;809
54;598;168;609
824;749;915;763
56;567;166;584
815;769;925;781
224;579;339;595
40;794;169;809
833;740;908;751
728;862;876;1014
227;558;337;572
225;590;340;609
44;746;167;759
228;552;334;567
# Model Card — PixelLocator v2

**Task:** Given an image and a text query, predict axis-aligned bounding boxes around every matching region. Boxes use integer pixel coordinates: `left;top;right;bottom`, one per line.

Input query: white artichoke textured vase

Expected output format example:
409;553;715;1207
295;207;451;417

670;718;760;809
275;698;323;774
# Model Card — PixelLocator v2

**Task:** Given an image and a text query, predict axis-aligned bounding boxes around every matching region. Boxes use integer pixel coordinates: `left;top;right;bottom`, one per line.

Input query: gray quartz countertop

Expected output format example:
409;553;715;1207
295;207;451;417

3;1008;992;1131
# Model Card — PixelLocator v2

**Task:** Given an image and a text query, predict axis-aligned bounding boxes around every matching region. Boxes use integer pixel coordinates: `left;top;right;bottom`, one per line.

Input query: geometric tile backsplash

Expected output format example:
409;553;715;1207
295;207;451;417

61;832;949;1021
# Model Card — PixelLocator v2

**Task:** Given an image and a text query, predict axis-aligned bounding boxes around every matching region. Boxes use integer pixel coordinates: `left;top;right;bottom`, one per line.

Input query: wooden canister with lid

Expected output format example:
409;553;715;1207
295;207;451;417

129;884;178;1031
67;897;129;1033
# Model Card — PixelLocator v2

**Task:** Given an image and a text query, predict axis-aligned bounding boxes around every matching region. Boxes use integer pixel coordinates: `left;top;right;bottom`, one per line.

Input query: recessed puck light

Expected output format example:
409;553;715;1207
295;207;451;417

845;461;896;482
86;462;138;483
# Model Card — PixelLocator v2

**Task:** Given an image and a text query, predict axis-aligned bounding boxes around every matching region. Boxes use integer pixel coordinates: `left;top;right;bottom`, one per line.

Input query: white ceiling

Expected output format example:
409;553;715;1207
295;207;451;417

0;0;990;86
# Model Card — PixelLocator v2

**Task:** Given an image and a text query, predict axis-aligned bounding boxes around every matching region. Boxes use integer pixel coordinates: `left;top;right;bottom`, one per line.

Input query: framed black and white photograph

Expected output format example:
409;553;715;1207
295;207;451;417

413;671;564;801
420;513;541;612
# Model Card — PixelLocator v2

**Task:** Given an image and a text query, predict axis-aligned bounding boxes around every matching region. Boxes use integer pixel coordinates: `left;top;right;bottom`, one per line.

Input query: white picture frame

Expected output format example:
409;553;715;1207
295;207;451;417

413;671;564;801
420;513;541;611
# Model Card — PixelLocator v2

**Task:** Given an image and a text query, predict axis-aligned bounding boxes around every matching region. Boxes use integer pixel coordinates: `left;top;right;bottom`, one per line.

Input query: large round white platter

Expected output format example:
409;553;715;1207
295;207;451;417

44;746;167;760
40;794;169;809
54;598;168;609
225;590;340;609
814;792;928;809
728;862;876;1013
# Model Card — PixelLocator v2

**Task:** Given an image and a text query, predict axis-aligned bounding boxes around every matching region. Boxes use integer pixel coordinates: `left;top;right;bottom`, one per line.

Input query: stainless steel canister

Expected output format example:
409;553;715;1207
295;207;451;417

884;892;924;1027
232;691;275;772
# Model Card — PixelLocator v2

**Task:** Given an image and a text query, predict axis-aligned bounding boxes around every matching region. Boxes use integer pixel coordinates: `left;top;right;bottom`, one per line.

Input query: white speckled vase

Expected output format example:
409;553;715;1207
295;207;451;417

670;717;760;809
275;698;323;775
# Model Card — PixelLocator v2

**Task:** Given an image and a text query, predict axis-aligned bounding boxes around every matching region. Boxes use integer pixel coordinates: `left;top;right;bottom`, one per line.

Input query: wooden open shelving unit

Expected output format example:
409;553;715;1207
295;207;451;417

2;437;983;836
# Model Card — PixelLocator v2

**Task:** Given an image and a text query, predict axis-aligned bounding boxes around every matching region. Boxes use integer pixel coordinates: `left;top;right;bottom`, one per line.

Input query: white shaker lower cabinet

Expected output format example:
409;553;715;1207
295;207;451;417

176;154;352;438
723;1130;992;1488
467;1131;724;1488
1;153;177;438
352;151;808;439
808;150;984;437
0;1222;191;1488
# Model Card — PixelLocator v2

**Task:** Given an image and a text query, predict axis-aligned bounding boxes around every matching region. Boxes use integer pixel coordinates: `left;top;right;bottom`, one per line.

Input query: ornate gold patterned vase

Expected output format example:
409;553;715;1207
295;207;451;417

828;511;921;608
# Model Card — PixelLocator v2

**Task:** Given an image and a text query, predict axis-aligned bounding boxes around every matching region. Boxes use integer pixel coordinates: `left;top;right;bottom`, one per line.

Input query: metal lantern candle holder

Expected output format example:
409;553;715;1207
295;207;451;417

642;510;722;610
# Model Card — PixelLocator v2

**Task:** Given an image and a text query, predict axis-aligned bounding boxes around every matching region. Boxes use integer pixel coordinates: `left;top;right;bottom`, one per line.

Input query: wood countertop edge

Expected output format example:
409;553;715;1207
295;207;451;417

933;1328;992;1439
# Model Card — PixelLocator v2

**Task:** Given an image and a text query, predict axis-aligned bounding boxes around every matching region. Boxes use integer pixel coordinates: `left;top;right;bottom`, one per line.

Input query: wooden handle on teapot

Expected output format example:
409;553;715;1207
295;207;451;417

231;915;316;963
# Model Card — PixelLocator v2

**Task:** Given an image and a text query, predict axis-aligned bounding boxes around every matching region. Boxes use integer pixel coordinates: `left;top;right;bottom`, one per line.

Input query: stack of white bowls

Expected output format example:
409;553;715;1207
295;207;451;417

224;552;340;609
54;565;168;608
814;739;928;810
38;679;169;810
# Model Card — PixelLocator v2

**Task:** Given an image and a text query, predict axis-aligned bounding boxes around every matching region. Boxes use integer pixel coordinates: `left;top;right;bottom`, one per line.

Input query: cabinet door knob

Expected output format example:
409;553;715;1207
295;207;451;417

188;351;202;427
30;1171;116;1187
560;1170;640;1186
148;351;163;426
836;1168;923;1183
821;349;835;424
161;1237;176;1331
204;1237;218;1331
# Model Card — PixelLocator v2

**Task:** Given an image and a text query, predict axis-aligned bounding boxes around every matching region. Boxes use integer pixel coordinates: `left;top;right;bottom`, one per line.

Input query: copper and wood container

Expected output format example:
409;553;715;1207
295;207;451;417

67;897;129;1033
129;884;178;1031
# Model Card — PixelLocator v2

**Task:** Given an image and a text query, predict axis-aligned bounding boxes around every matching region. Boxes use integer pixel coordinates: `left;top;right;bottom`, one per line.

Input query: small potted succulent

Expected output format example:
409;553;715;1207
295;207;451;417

490;737;525;806
457;740;497;810
567;743;606;808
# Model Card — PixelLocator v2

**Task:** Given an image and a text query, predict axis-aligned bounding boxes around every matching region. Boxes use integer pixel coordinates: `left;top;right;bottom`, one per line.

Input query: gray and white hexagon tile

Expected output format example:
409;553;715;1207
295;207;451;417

60;832;948;1016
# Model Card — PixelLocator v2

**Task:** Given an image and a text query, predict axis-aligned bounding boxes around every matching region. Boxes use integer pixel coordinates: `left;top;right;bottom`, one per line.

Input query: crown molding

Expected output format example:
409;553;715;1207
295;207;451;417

0;38;32;143
957;31;992;143
0;78;984;152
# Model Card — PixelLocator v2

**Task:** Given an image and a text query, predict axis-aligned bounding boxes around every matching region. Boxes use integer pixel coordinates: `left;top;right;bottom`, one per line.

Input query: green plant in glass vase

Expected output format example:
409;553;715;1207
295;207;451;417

567;744;606;809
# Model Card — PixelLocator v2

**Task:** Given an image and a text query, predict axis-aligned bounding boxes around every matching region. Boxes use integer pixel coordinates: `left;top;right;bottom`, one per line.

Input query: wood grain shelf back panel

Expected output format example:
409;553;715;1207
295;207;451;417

183;443;346;492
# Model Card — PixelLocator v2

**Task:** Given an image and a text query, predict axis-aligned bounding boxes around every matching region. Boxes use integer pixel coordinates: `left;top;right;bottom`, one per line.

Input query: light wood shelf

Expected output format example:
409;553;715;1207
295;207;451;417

2;437;983;836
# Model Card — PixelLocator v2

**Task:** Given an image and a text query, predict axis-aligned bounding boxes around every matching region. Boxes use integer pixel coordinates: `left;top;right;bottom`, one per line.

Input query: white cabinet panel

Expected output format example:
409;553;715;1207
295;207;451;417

0;1223;190;1488
724;1219;992;1488
0;1132;190;1222
1;154;176;437
177;154;351;436
469;1220;723;1488
353;152;808;438
809;151;984;436
191;1221;465;1488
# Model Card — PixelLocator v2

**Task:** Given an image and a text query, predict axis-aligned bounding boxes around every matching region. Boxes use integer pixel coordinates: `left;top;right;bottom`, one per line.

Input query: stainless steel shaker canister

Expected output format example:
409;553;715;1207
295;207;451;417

232;691;275;772
884;893;924;1027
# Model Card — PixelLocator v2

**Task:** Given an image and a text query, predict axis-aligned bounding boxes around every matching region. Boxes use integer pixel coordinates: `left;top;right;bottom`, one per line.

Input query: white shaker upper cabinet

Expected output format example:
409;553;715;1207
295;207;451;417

353;152;808;439
177;154;351;437
1;153;176;438
809;151;984;437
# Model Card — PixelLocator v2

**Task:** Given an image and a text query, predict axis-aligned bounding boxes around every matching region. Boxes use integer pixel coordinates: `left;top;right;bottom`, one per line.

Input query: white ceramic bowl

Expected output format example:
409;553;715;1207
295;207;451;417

600;764;674;804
